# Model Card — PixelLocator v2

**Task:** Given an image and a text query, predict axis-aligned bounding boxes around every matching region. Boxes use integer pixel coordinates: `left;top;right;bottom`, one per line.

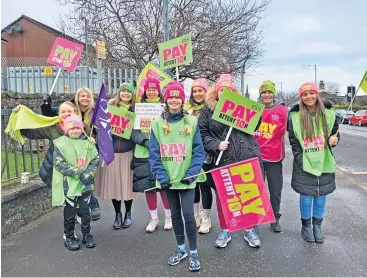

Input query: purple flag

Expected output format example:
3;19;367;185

91;83;115;165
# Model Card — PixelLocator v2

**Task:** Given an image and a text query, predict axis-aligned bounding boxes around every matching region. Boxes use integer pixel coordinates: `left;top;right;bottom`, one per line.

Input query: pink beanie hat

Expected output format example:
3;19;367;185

215;73;236;93
144;78;161;92
164;81;186;103
64;114;84;133
191;78;208;92
299;82;319;97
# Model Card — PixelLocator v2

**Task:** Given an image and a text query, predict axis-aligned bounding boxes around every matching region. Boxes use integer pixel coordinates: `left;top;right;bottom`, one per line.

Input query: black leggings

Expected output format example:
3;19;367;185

194;182;213;209
112;199;133;214
166;189;197;251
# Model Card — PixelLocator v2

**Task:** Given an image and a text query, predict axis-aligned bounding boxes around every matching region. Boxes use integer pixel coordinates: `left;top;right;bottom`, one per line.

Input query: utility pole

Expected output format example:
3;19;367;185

240;61;246;96
163;0;169;41
308;64;317;84
84;17;88;67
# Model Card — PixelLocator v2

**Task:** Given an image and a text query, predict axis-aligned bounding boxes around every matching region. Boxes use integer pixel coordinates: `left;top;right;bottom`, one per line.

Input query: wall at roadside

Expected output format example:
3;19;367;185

1;178;53;237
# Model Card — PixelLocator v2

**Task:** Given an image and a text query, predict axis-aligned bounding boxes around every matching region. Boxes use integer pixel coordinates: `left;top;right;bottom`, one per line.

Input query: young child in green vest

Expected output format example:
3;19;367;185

149;81;206;272
288;82;339;243
53;114;100;251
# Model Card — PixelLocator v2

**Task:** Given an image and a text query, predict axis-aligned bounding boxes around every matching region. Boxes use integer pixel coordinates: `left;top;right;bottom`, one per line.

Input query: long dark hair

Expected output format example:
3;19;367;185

299;95;329;140
141;91;164;103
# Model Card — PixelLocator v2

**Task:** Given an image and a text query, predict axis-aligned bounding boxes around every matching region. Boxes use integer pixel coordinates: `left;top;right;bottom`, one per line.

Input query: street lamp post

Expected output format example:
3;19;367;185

276;81;283;94
308;64;317;84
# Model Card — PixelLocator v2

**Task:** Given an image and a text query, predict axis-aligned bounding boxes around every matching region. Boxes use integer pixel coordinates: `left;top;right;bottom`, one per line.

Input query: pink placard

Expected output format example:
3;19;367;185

211;157;275;232
47;37;84;72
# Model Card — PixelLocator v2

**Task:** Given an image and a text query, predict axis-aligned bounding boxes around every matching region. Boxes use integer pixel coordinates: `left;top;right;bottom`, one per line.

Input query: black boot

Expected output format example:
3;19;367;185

122;212;132;228
64;236;81;251
82;234;96;248
312;217;324;243
301;218;315;242
90;195;101;221
113;212;123;230
270;218;282;233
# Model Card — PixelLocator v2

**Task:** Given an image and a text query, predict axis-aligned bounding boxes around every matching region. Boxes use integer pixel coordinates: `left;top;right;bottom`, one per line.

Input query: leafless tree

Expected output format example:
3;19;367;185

277;91;299;107
324;82;341;95
57;0;270;80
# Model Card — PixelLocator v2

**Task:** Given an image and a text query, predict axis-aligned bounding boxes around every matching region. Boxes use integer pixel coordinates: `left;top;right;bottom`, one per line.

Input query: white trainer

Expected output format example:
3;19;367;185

146;218;159;233
198;216;212;234
164;217;173;231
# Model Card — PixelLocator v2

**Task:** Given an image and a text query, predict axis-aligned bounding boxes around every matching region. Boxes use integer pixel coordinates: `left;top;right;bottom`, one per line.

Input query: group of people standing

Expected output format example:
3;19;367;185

11;73;340;272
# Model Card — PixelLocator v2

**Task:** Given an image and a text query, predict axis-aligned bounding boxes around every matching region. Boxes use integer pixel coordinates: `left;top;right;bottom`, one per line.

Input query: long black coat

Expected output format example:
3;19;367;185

130;131;155;192
198;89;263;174
288;100;340;196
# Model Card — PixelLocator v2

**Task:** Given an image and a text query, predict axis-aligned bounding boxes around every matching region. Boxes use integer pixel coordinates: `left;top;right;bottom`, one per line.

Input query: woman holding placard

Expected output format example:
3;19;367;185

149;81;205;271
132;78;173;233
94;83;139;230
198;74;263;249
288;82;339;243
185;78;213;234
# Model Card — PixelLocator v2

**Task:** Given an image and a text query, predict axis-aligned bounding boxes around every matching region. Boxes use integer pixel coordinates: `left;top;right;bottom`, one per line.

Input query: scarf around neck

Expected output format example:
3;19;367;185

146;97;161;104
118;102;131;111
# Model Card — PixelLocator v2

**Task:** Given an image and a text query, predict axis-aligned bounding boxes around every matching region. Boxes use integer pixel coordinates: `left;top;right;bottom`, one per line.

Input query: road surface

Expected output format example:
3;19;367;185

2;132;367;277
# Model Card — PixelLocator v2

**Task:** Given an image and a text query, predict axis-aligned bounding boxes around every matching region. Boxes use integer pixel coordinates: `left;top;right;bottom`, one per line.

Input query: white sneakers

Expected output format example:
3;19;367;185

146;218;160;233
198;216;212;234
146;217;173;232
164;217;173;231
195;212;202;228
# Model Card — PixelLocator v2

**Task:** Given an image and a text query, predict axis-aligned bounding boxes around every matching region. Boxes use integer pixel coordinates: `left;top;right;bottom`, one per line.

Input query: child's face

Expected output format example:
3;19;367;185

167;97;183;112
119;90;133;103
68;127;82;138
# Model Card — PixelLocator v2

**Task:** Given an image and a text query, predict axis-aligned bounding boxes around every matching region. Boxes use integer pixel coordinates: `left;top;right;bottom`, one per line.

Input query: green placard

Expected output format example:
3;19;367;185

108;105;136;139
159;34;193;70
212;89;265;135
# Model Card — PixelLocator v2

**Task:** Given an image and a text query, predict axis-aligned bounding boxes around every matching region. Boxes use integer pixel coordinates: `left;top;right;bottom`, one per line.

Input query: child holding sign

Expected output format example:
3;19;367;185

288;82;339;243
185;78;213;234
94;83;138;230
53;114;99;251
149;81;205;272
198;74;263;249
131;78;173;233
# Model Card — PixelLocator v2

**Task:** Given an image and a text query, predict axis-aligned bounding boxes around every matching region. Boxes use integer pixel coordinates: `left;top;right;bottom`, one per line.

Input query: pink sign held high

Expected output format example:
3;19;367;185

47;37;84;72
211;158;275;232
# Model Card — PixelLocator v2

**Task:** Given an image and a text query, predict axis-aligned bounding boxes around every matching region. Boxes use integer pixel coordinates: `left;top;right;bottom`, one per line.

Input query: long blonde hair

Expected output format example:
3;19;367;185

74;87;94;125
299;95;329;140
108;90;136;109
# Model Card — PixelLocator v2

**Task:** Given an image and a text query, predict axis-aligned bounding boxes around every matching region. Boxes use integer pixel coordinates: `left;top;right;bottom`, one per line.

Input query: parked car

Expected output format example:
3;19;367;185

335;109;355;124
349;110;367;126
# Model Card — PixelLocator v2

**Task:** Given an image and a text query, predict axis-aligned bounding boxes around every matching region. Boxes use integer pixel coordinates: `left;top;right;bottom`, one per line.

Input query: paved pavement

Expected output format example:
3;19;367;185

2;140;367;277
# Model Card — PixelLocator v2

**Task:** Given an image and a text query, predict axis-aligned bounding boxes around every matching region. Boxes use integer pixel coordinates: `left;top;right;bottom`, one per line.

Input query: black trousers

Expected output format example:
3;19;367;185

165;189;197;251
263;161;283;219
64;192;92;238
194;182;213;210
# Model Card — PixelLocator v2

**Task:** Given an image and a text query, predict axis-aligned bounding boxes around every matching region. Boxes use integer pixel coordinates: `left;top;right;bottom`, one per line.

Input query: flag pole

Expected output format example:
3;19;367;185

48;68;62;95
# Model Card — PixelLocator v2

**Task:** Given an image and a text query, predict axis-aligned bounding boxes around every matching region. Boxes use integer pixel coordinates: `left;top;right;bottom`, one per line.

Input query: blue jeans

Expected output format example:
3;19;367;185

299;195;326;219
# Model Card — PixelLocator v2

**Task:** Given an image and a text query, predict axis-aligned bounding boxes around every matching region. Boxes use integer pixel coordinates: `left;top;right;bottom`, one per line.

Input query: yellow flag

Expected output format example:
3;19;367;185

136;62;173;100
360;70;367;94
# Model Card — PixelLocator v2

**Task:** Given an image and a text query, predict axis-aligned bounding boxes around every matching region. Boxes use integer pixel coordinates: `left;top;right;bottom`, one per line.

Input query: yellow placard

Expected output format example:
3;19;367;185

43;67;53;76
97;40;107;59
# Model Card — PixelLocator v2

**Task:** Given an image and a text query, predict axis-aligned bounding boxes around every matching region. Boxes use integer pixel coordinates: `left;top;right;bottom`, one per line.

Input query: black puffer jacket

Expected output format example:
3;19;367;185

21;124;64;186
198;88;263;172
130;131;155;192
288;100;340;196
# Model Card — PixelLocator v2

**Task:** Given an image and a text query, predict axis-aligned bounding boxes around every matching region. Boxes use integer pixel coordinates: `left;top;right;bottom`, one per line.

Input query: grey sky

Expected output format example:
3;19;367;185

2;0;366;98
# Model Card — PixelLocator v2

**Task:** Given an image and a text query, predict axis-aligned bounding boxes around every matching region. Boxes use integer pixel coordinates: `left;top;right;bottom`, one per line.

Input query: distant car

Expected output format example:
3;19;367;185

336;109;354;124
349;110;367;126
